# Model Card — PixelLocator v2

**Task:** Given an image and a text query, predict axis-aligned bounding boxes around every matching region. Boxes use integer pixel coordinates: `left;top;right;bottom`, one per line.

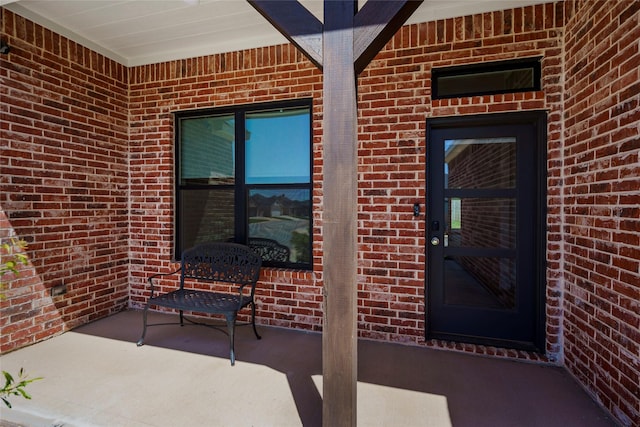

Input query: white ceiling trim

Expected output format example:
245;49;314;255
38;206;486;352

4;2;130;65
3;0;556;67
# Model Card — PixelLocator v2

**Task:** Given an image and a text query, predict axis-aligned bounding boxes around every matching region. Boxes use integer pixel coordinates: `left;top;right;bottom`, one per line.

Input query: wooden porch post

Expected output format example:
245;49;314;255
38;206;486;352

321;1;358;424
247;2;423;425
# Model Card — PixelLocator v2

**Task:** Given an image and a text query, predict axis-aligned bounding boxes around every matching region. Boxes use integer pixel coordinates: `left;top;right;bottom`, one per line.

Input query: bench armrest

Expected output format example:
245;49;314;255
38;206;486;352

148;268;181;298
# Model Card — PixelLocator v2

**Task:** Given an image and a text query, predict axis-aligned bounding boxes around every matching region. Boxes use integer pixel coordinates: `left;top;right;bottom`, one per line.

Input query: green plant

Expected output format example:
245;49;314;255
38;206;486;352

0;237;29;288
0;237;42;408
1;368;41;408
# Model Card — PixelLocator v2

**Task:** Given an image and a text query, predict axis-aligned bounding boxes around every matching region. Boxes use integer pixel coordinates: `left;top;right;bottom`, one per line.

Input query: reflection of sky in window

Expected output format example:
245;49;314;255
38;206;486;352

246;109;310;184
444;140;453;151
251;188;310;201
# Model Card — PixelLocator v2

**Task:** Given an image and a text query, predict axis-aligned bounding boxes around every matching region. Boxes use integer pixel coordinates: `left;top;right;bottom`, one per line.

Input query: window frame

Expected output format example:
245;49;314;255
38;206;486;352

431;57;542;100
174;98;314;270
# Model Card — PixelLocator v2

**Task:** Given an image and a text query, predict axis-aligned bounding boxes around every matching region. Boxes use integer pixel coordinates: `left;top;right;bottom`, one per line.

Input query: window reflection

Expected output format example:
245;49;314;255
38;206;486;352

246;108;310;184
446;198;516;249
181;115;235;185
175;100;313;268
445;137;516;189
444;256;516;309
180;189;235;249
248;188;311;264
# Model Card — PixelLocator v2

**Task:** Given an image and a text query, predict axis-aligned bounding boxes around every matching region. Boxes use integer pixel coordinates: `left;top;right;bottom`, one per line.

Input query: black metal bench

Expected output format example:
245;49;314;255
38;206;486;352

136;242;262;365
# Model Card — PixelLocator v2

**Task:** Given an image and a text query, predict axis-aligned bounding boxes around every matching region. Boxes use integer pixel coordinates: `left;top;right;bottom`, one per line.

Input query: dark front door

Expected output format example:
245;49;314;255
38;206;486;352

426;112;546;351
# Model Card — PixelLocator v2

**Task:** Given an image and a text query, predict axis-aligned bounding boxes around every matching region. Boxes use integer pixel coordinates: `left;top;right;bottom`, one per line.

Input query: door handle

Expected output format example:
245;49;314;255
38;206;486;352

430;237;440;246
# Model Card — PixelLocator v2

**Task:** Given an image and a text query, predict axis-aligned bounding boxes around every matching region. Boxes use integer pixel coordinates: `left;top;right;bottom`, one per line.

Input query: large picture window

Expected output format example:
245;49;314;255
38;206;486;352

175;99;313;269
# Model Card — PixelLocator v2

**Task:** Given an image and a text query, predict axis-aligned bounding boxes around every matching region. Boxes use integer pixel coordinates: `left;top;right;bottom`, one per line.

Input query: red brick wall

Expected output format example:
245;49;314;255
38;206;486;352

0;9;129;352
563;1;640;425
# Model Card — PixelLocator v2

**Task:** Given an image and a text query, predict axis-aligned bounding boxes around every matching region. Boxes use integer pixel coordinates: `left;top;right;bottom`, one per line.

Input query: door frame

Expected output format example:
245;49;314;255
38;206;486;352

425;111;547;352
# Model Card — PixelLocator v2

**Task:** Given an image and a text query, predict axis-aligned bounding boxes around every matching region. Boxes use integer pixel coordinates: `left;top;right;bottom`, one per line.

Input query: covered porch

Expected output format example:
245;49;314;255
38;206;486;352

2;0;639;425
1;310;615;427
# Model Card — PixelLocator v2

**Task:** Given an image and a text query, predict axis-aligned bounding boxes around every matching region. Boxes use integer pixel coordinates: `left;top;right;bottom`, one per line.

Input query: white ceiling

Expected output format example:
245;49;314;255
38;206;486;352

2;0;554;67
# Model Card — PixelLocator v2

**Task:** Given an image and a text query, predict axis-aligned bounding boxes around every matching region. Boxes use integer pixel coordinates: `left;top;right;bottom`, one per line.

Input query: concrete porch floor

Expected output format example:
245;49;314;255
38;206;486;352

1;310;616;427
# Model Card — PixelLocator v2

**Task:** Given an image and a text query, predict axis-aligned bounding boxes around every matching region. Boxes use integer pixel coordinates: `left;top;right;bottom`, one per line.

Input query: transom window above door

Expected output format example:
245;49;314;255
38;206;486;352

431;57;542;99
174;99;313;269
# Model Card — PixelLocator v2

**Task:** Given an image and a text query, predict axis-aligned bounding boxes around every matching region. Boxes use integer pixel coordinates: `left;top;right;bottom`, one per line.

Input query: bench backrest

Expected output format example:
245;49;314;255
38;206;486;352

180;242;262;287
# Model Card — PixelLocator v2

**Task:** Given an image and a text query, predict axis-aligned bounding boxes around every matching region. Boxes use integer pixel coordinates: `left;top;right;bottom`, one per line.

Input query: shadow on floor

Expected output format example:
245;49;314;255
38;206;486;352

74;310;615;427
1;310;616;427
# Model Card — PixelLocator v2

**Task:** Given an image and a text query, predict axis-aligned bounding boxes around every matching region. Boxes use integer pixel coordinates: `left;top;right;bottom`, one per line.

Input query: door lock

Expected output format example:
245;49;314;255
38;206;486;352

430;237;440;246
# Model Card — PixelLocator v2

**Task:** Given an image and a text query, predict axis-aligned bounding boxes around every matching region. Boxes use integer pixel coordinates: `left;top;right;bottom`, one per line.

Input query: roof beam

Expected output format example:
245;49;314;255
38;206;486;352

247;0;323;69
354;0;423;74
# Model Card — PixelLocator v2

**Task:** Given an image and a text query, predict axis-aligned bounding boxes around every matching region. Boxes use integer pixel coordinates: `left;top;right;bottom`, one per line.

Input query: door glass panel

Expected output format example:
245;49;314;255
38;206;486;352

441;137;519;312
444;256;516;309
445;198;516;248
445;137;516;189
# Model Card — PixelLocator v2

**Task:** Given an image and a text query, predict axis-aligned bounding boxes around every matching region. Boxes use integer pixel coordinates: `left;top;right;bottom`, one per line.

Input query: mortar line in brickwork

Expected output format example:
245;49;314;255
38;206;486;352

553;7;568;366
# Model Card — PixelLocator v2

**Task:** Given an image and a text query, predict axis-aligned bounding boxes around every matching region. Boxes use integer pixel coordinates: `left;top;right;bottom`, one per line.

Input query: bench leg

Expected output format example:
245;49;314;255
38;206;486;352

136;304;150;346
226;314;237;366
179;309;184;326
251;301;261;340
